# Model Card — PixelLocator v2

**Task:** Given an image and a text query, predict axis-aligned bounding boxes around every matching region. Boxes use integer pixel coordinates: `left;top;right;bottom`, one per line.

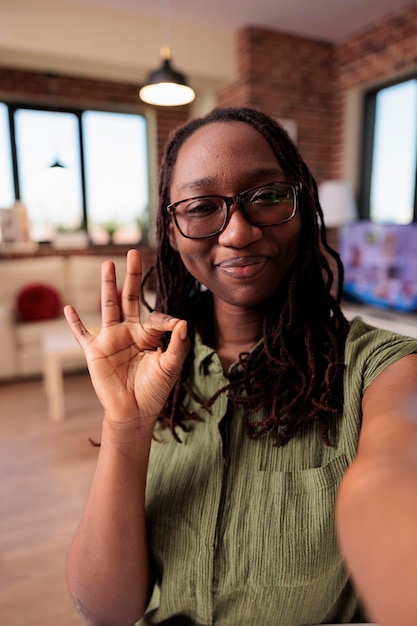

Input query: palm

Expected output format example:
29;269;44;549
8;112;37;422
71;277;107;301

84;322;180;421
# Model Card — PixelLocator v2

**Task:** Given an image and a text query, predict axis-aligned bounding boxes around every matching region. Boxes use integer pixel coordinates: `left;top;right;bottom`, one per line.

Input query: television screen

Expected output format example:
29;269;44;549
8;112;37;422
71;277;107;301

339;221;417;312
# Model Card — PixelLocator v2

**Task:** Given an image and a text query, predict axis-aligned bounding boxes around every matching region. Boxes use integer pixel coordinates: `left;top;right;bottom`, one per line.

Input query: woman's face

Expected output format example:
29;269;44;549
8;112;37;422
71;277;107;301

168;121;302;310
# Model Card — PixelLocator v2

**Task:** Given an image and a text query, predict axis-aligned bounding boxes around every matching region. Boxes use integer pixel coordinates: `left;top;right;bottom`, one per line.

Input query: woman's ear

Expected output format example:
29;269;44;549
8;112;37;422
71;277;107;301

167;221;179;251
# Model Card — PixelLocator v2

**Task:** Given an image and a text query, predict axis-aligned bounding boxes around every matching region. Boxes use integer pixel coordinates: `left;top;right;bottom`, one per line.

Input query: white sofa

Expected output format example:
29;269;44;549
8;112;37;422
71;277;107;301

0;254;153;380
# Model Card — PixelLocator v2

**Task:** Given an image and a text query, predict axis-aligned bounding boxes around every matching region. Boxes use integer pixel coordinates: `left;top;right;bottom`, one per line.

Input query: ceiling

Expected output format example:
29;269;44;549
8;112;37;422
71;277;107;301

1;0;414;89
65;0;414;42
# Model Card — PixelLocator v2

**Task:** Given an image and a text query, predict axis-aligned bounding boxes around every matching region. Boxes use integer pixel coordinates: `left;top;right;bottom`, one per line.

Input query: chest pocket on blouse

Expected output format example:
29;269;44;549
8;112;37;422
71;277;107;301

215;453;349;591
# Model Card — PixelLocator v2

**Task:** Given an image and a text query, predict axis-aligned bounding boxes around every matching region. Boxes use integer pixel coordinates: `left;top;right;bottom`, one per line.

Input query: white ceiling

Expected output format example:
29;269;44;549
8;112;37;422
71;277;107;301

64;0;414;42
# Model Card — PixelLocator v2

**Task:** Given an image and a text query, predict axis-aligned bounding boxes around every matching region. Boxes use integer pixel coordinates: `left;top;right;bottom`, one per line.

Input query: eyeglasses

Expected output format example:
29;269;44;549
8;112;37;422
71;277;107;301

167;181;302;240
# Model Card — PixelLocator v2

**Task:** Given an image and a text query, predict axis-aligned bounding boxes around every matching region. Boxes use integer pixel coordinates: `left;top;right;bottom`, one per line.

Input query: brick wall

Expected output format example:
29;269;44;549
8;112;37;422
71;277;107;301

333;2;417;180
154;106;192;165
217;27;337;183
217;3;417;184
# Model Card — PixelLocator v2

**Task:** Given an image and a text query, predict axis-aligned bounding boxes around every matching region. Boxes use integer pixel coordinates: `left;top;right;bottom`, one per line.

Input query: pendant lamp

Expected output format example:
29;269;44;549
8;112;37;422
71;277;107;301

139;44;195;107
49;159;65;169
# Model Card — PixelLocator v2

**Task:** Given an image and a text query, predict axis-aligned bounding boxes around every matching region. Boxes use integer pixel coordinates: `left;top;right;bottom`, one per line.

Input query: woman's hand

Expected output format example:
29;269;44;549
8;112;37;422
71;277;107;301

64;249;189;431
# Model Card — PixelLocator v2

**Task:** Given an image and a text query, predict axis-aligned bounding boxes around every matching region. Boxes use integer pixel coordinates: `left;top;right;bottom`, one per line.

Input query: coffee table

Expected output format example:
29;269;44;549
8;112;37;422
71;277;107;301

43;329;86;420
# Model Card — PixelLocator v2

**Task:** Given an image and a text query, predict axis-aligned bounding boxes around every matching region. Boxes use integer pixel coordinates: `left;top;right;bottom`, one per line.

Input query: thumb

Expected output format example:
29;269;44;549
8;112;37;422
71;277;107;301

160;320;190;379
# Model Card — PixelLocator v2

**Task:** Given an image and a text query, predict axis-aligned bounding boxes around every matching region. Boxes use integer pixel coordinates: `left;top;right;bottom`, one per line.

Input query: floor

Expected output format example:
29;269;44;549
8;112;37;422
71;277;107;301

0;372;103;626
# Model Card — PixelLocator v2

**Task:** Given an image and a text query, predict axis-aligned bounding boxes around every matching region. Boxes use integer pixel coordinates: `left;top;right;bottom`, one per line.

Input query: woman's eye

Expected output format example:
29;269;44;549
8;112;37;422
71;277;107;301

185;201;220;216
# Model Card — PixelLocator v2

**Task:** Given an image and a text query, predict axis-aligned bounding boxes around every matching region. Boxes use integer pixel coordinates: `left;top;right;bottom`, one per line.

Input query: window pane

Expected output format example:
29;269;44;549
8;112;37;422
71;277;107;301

370;79;417;224
0;103;15;208
14;109;83;241
82;111;149;244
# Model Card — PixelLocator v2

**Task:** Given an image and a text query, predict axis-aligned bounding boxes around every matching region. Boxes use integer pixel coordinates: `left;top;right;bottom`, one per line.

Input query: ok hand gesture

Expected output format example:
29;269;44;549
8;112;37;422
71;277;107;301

64;249;189;433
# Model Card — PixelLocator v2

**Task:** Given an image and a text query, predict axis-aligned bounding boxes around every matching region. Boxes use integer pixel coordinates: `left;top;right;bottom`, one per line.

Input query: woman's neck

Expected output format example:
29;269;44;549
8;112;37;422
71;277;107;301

211;298;264;370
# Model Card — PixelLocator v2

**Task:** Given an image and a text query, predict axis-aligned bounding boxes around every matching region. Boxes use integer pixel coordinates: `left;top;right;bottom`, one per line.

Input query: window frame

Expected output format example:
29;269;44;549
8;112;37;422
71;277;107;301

1;99;153;244
359;74;417;224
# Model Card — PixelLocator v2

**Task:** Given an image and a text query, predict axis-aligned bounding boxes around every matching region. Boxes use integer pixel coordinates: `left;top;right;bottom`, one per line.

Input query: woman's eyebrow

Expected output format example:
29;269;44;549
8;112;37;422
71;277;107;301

177;169;284;195
177;177;217;194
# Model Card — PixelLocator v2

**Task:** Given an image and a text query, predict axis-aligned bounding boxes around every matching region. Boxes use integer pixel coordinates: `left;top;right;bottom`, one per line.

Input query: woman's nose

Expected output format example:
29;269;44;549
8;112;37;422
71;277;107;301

217;203;263;247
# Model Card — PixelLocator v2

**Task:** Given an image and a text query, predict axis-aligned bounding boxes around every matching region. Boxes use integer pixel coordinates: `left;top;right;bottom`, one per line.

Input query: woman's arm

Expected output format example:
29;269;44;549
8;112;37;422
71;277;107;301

336;352;417;626
64;250;189;626
67;418;153;626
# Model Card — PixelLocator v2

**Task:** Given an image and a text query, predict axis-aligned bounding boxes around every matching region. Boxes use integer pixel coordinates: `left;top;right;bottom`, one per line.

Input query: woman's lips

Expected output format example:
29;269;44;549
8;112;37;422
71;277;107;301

216;256;267;278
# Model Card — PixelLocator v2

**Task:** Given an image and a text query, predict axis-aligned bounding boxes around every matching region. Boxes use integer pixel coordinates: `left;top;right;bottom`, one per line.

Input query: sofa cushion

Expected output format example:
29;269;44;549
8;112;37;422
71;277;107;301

66;255;127;315
0;256;68;311
16;283;62;322
15;318;68;348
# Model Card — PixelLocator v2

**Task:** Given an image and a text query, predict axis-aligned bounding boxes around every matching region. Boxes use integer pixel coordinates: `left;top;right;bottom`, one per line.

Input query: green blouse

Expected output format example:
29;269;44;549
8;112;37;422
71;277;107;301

140;318;417;625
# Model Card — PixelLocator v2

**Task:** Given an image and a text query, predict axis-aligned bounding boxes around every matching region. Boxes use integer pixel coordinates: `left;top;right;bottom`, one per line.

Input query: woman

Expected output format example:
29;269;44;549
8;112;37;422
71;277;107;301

64;107;417;626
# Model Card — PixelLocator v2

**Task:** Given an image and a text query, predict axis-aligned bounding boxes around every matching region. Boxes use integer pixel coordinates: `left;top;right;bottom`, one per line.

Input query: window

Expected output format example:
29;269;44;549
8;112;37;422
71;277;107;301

361;78;417;224
2;103;150;244
0;103;15;208
14;108;83;241
82;111;149;244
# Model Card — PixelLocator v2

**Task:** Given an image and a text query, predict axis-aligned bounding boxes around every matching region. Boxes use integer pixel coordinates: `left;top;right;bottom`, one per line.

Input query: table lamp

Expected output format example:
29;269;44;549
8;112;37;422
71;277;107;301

318;180;358;228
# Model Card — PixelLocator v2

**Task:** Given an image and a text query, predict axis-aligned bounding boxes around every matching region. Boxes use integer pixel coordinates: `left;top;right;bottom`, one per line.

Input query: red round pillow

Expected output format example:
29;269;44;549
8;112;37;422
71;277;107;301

16;283;62;322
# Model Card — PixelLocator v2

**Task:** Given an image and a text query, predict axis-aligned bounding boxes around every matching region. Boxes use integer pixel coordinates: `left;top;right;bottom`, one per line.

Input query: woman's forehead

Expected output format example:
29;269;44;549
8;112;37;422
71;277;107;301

171;121;284;192
179;120;272;153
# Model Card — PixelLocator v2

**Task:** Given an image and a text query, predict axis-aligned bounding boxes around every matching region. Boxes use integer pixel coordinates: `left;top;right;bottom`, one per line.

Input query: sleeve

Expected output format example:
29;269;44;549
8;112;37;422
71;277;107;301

345;317;417;392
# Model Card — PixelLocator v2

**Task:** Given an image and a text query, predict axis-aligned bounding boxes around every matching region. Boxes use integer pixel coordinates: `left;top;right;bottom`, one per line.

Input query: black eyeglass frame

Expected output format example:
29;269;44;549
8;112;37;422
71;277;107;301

166;181;303;240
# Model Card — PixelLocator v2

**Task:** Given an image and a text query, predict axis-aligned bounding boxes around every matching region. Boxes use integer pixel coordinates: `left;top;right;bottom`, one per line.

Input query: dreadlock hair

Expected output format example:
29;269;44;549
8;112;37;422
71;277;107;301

142;106;350;447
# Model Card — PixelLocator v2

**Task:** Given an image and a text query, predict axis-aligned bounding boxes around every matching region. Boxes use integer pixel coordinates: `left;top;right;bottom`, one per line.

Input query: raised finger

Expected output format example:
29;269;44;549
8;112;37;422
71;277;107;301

100;260;121;326
63;305;94;349
121;249;142;323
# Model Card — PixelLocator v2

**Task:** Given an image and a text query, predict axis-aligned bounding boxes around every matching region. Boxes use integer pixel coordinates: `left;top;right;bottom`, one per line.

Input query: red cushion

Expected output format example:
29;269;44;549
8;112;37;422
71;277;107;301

16;283;62;322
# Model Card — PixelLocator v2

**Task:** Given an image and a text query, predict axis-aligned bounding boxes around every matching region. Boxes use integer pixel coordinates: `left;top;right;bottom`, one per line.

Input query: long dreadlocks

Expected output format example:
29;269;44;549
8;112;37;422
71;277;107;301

142;106;350;447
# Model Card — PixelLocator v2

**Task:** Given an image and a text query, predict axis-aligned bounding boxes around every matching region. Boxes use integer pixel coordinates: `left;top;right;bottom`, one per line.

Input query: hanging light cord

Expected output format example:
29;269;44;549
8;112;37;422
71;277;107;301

161;0;171;53
138;0;195;106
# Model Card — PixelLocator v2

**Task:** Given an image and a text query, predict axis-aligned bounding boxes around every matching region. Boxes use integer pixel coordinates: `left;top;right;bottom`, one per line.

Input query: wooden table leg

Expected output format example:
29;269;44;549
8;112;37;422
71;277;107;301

43;349;66;421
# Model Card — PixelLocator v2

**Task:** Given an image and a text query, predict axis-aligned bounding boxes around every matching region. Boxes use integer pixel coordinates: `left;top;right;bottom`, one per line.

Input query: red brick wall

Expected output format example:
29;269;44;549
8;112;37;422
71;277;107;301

217;3;417;184
0;68;139;104
154;106;192;165
333;2;417;179
217;27;337;183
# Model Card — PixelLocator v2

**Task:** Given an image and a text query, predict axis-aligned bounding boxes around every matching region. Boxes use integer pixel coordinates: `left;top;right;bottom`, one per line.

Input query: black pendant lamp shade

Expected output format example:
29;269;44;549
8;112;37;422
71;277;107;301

139;46;195;106
49;159;65;169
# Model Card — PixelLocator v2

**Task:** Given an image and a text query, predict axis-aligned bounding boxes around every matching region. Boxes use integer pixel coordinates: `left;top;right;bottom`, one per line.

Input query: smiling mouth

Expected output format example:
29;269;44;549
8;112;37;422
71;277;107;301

216;256;267;278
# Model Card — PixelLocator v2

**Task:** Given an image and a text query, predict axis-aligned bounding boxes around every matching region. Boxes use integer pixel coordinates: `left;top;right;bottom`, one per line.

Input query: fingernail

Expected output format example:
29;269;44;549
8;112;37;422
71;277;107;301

179;320;188;341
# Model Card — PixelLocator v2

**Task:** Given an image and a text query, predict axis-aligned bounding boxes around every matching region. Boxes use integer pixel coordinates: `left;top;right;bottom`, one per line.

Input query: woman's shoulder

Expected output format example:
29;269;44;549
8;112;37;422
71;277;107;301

344;316;417;389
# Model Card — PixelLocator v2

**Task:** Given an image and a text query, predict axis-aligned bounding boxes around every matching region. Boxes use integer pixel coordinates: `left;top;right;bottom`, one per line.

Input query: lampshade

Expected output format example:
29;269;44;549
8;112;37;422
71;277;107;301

318;180;358;228
139;46;195;107
49;159;65;169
